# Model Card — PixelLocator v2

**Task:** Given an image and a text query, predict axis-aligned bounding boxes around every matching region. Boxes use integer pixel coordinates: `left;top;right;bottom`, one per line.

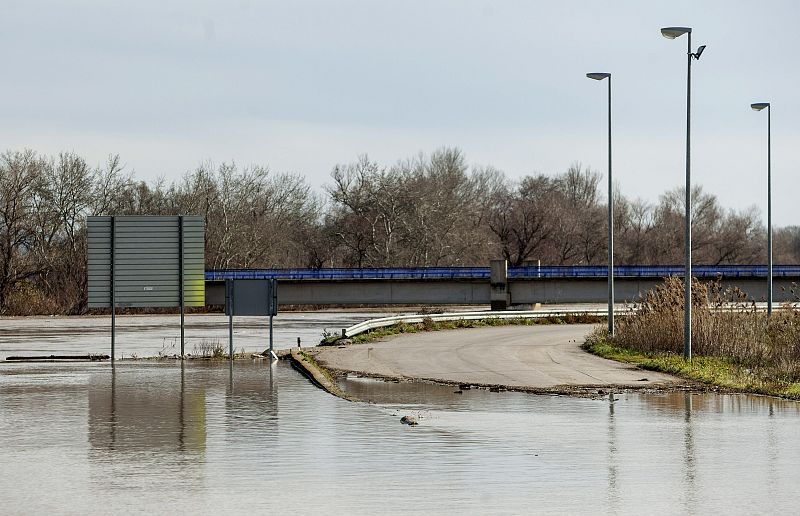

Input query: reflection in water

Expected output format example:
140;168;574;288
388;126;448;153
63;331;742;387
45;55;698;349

3;362;800;515
225;361;279;440
606;393;619;513
683;393;696;514
89;364;207;456
766;401;778;500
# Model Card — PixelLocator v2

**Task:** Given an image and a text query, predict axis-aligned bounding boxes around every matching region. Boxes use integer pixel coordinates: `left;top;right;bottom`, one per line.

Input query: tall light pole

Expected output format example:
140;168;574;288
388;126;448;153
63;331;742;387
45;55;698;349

751;102;772;315
661;26;706;361
586;72;614;336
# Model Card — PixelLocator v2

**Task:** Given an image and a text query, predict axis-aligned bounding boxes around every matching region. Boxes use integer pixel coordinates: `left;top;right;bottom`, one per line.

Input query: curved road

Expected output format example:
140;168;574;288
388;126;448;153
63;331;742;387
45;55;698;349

314;324;680;389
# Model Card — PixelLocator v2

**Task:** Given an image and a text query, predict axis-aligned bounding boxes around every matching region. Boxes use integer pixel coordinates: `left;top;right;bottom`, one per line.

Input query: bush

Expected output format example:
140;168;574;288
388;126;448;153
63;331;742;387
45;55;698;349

613;277;800;380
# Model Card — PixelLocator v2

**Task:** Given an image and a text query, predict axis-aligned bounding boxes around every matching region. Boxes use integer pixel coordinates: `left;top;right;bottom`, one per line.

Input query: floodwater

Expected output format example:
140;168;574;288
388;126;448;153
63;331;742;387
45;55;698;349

2;359;800;515
0;312;392;359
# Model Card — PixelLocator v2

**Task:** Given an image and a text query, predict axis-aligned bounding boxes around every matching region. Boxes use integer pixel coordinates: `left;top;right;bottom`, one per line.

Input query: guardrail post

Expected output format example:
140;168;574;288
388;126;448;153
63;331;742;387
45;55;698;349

490;259;509;311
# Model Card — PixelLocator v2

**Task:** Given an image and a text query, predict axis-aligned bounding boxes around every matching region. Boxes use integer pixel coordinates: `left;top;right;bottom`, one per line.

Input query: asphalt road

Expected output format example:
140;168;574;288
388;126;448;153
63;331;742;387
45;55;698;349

314;324;680;389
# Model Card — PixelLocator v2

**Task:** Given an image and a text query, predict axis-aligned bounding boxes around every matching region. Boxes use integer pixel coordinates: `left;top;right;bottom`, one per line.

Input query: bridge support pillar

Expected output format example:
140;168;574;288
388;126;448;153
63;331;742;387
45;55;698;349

490;259;510;310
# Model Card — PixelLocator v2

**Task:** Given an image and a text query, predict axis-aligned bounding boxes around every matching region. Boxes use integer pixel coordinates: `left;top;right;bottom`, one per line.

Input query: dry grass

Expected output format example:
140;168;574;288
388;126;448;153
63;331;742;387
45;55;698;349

613;277;800;382
192;339;227;359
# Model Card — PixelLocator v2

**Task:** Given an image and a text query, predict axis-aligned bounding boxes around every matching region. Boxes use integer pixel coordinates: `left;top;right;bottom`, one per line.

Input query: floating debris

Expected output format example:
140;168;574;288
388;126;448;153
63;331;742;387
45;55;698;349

400;415;418;426
6;354;109;362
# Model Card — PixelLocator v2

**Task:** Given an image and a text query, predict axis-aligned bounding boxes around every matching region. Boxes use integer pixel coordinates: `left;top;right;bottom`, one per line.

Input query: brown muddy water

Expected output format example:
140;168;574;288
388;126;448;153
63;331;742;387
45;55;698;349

0;312;390;359
1;358;800;515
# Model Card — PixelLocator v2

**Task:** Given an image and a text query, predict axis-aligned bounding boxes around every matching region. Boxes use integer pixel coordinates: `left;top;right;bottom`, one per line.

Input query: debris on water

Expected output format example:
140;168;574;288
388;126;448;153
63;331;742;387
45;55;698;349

400;416;418;426
6;354;109;362
453;390;463;394
638;378;648;382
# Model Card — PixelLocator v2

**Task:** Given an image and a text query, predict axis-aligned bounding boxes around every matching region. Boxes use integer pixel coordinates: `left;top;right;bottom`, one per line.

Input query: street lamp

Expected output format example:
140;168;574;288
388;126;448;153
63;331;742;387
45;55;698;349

661;26;706;361
586;72;614;336
751;102;772;315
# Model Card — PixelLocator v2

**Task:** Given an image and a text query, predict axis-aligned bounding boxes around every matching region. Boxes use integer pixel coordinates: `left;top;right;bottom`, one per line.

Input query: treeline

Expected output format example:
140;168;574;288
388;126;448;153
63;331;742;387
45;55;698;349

1;147;798;315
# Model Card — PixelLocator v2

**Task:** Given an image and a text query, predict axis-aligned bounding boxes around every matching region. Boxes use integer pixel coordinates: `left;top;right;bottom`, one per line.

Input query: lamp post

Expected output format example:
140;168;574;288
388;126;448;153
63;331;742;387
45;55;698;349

661;26;706;361
586;72;614;336
751;102;772;315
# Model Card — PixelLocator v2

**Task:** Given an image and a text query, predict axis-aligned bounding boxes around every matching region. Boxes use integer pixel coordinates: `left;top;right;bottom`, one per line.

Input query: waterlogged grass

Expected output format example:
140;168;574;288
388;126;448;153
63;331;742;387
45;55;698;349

585;333;800;400
321;314;604;346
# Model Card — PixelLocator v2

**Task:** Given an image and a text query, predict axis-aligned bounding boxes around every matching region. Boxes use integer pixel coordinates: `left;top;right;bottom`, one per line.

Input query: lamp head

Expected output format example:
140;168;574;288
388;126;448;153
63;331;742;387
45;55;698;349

586;72;611;81
661;26;692;39
751;102;770;111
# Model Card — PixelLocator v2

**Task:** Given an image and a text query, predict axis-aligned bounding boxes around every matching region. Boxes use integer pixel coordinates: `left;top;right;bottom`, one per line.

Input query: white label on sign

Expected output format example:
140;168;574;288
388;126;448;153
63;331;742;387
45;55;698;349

143;286;154;291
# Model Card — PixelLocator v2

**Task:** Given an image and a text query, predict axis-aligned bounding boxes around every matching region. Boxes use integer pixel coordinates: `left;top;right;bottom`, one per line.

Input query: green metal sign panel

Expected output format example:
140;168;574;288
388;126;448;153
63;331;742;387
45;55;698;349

87;216;205;308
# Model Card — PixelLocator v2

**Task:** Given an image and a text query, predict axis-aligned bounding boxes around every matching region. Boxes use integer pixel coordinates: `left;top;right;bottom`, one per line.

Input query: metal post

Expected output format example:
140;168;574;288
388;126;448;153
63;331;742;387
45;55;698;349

684;31;693;362
607;75;614;337
767;105;772;316
269;278;278;360
179;215;185;357
228;280;234;360
111;216;116;362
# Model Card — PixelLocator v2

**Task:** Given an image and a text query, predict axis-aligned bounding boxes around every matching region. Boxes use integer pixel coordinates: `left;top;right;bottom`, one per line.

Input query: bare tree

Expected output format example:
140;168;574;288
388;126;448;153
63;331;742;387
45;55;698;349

0;150;46;312
488;176;554;266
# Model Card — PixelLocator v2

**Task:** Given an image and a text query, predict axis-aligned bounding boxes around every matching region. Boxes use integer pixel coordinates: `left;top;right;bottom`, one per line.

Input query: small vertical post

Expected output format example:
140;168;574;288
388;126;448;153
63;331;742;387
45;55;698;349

179;215;185;357
111;216;116;362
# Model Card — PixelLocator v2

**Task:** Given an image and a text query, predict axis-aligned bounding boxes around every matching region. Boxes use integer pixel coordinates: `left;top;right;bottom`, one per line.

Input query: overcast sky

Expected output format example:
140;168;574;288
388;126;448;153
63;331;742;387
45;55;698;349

1;1;798;225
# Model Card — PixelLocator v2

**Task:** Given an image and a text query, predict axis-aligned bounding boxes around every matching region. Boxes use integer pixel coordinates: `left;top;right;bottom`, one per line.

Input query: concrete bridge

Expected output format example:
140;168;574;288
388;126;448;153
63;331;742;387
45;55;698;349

205;263;800;308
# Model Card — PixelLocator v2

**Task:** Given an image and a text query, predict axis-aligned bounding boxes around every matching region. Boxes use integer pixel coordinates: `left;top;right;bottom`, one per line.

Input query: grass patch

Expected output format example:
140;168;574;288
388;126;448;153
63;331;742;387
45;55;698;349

584;331;800;400
322;314;604;346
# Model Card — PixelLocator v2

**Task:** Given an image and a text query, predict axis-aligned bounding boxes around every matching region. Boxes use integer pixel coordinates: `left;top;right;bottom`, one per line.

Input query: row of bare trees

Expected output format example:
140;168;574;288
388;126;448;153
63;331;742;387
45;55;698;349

0;147;796;314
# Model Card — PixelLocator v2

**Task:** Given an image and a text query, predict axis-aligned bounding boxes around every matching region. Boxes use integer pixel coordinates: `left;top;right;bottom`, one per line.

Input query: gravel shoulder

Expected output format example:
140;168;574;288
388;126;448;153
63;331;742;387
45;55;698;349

312;324;684;391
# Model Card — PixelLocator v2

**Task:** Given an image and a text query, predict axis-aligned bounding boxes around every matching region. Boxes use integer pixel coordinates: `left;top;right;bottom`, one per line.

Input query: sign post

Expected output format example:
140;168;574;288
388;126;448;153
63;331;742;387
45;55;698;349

225;279;279;360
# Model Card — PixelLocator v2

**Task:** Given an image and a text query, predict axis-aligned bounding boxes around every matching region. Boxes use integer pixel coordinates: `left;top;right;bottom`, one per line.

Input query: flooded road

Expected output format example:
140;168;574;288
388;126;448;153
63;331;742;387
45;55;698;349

0;312;392;359
2;359;800;515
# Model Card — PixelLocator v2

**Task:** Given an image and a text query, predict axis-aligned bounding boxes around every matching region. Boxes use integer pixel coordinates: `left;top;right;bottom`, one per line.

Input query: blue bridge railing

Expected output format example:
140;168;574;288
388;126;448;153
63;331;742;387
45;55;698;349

205;265;800;281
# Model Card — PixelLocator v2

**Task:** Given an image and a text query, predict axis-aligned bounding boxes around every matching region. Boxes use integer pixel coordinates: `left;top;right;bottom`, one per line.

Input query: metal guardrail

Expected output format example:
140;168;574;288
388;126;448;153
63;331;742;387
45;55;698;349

207;265;800;281
339;303;796;338
340;309;610;338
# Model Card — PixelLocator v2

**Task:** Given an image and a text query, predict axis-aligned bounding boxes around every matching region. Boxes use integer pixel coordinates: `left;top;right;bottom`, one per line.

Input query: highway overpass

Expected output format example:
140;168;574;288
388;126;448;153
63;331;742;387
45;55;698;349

205;264;800;308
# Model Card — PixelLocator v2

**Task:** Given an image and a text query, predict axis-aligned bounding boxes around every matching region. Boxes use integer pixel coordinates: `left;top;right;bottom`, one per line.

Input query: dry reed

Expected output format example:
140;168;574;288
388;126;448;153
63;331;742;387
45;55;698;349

614;277;800;380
